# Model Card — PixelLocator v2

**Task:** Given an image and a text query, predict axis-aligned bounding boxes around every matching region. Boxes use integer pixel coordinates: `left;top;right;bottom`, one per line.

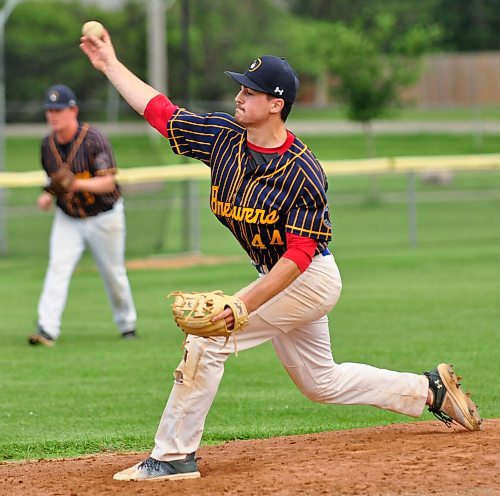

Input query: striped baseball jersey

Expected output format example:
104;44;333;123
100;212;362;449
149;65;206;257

41;123;121;218
146;98;332;269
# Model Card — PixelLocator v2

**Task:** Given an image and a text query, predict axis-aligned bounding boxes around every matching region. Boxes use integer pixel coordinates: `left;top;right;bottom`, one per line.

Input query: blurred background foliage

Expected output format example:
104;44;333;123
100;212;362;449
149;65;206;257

2;0;500;121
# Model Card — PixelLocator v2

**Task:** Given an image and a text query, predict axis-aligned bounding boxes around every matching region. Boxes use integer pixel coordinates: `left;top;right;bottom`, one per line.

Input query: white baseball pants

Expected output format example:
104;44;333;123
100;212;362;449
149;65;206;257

151;253;429;461
37;200;137;339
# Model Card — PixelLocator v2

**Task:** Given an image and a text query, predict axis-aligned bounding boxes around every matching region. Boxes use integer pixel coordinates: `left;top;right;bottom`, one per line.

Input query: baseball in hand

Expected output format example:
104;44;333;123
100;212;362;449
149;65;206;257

82;21;105;39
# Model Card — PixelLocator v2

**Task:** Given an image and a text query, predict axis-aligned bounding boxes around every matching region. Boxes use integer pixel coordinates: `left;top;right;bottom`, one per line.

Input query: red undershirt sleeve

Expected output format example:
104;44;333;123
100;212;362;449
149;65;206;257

143;94;178;138
282;232;318;273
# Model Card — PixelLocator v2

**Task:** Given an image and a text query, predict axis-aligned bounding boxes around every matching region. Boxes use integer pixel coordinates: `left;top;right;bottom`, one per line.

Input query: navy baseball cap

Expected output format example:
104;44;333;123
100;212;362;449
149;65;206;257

43;84;77;110
225;55;299;104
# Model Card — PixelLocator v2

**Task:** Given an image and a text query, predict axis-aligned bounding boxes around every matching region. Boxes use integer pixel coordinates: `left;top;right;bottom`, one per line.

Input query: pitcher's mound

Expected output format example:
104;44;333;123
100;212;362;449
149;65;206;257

1;420;498;495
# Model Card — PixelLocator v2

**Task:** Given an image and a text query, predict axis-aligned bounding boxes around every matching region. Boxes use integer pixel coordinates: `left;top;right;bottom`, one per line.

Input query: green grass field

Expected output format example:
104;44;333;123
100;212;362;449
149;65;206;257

1;133;499;461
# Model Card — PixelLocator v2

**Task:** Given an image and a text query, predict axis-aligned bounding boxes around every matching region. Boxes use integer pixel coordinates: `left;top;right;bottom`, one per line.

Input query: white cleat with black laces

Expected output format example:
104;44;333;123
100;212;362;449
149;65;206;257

425;363;482;431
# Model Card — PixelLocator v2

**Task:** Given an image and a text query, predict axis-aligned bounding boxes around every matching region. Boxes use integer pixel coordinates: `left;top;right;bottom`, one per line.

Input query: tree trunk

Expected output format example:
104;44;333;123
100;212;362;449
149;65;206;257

314;68;329;106
362;121;380;201
362;120;376;157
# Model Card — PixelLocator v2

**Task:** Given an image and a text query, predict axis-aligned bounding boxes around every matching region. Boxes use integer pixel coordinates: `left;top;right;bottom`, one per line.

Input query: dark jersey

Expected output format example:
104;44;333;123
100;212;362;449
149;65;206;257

166;108;332;269
41;124;120;218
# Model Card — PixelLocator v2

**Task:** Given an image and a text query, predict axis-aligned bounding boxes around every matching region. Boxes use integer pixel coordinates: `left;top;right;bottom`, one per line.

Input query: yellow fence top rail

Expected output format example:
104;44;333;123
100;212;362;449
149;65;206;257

1;154;500;188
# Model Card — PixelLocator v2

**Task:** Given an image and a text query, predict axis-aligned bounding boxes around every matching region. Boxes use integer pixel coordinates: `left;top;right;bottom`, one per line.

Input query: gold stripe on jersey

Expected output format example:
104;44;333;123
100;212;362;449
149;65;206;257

303;175;323;208
211;131;241;185
190;149;210;156
240;155;285;206
164;109;331;269
168;112;182;154
241;146;308;206
274;174;305;212
41;124;120;218
94;168;117;176
175;128;215;137
298;196;309;235
186;138;212;147
178;111;244;130
265;164;301;210
289;142;326;185
174;120;238;135
176;108;244;129
172;108;242;134
241;152;286;206
223;135;246;202
243;155;288;203
286;225;331;237
303;185;320;208
215;137;243;200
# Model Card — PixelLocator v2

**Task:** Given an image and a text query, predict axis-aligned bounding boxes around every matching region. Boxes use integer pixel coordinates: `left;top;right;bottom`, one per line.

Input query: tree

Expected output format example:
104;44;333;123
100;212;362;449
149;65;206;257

287;0;440;34
165;0;294;105
430;0;500;51
3;0;445;123
327;14;441;156
5;0;146;122
288;0;500;52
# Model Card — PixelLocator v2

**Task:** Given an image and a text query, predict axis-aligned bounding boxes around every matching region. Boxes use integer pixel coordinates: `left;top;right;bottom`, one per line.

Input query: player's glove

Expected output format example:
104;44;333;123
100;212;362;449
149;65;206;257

47;164;75;196
168;290;249;342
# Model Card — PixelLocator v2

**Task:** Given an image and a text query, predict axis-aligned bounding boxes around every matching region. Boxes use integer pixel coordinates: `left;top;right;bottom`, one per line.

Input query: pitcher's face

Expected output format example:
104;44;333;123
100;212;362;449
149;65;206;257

234;86;281;127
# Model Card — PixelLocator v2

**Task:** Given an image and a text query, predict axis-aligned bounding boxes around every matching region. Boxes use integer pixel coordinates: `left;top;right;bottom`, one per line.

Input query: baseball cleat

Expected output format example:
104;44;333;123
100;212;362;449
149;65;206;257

113;453;200;481
425;363;482;431
121;329;137;339
28;327;55;347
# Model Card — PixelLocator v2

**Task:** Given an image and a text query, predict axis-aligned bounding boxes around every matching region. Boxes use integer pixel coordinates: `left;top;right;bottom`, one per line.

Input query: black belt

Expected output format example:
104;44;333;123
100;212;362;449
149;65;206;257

254;248;331;275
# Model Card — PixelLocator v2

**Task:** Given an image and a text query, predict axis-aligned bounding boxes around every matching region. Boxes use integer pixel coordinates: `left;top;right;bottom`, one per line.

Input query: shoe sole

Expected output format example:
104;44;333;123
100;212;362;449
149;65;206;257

28;334;55;347
113;470;201;481
437;363;482;431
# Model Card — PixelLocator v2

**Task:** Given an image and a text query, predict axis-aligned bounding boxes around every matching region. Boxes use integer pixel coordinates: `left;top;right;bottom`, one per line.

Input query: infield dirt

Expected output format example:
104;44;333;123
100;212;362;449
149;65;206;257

1;419;498;496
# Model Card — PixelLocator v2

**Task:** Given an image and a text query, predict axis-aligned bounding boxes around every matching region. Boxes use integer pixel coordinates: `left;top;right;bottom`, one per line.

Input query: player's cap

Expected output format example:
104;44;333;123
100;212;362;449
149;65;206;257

225;55;299;104
43;84;78;110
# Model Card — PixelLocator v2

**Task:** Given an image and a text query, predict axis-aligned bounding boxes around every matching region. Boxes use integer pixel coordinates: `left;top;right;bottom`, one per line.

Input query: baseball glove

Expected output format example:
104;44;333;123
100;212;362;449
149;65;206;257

169;290;249;343
48;164;75;196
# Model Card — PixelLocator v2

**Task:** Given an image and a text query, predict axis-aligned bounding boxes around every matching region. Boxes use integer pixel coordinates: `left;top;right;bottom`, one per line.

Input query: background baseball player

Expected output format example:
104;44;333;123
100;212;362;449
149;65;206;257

28;84;137;346
80;30;481;481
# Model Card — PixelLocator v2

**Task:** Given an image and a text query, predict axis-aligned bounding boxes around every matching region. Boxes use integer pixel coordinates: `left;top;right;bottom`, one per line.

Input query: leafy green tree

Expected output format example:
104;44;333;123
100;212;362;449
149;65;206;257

430;0;500;50
5;0;146;122
4;0;300;119
3;0;448;125
289;0;500;51
287;0;440;35
327;14;441;156
165;0;294;105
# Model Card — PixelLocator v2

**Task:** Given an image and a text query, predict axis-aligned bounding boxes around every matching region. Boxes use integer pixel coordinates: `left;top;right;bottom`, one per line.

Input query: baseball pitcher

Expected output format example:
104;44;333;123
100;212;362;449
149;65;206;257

80;29;481;481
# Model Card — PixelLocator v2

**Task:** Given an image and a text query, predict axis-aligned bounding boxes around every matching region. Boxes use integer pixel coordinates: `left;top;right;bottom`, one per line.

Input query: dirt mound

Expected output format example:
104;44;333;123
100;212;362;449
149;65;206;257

1;420;498;496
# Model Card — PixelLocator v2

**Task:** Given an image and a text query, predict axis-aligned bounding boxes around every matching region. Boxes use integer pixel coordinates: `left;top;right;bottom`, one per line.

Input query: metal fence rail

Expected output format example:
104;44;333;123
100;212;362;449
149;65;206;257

3;154;500;188
1;154;500;249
